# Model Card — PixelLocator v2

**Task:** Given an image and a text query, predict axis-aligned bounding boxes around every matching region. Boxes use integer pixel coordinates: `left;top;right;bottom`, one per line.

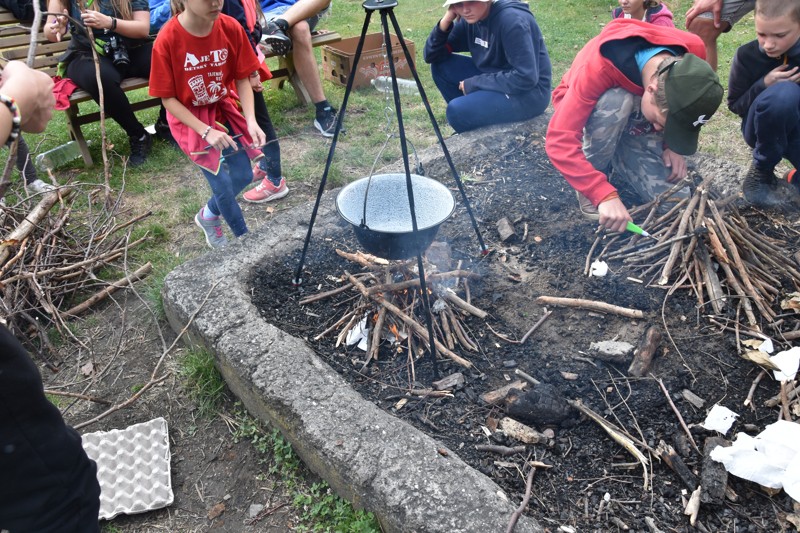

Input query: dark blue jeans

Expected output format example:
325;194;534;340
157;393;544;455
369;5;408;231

200;145;253;237
743;81;800;171
430;54;548;133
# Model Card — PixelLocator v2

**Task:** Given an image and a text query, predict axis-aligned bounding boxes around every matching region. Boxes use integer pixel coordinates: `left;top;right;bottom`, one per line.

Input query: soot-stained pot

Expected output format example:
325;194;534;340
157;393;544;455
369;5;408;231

336;173;456;260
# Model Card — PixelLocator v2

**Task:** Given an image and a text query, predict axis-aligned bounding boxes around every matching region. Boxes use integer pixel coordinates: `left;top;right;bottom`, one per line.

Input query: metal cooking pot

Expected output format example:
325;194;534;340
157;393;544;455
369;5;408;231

336;173;455;260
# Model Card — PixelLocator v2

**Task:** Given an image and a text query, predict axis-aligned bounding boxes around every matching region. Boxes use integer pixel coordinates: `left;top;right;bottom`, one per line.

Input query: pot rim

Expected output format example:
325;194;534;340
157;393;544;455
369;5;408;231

336;173;456;234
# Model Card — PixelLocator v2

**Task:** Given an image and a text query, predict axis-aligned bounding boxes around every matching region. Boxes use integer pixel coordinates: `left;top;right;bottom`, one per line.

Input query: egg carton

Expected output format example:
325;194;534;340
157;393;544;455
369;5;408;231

82;417;173;520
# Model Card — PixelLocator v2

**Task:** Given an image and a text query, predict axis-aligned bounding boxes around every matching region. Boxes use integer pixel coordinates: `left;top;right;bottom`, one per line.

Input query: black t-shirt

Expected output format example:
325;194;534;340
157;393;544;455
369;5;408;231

0;325;100;532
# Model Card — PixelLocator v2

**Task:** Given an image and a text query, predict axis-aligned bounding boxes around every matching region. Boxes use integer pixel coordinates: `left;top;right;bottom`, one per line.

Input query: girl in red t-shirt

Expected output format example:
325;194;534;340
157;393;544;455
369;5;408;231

150;0;266;249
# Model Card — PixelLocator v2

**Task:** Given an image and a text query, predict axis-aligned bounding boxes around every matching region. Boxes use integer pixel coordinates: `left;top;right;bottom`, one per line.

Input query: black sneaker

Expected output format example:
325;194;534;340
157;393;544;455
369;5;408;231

742;161;800;210
314;106;342;138
155;119;177;148
262;20;292;56
129;132;152;167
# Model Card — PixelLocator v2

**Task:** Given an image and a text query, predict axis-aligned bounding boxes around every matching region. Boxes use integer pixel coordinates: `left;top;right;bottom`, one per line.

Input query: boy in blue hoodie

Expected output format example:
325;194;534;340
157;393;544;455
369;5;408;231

423;0;551;133
728;0;800;210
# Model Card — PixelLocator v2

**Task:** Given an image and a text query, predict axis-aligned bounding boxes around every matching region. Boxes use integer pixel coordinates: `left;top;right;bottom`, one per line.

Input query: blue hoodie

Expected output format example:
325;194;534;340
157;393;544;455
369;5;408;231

423;0;551;99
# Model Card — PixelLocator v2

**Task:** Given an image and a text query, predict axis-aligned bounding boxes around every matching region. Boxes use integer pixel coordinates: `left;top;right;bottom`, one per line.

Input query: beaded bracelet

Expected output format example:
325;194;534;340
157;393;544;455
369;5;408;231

200;125;212;140
0;94;21;146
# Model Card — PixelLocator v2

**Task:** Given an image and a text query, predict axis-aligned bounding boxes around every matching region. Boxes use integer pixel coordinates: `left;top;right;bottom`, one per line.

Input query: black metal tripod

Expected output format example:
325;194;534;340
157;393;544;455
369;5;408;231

292;0;488;377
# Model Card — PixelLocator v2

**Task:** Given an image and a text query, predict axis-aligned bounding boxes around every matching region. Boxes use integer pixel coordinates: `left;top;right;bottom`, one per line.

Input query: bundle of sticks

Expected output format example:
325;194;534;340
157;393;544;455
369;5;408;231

0;184;152;357
585;178;800;328
300;249;485;372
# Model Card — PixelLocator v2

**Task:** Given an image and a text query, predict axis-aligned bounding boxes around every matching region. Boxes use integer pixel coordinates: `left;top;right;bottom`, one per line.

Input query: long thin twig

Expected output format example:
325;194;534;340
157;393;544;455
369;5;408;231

652;375;700;455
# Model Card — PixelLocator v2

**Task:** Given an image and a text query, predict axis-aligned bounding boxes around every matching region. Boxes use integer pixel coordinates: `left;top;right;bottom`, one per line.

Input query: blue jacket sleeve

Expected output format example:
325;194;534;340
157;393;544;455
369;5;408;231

462;15;546;95
423;19;468;64
727;45;765;119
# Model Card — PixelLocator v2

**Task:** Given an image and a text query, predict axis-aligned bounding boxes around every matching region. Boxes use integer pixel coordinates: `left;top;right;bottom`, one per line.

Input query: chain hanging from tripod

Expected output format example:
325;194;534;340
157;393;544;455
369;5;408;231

365;15;421;178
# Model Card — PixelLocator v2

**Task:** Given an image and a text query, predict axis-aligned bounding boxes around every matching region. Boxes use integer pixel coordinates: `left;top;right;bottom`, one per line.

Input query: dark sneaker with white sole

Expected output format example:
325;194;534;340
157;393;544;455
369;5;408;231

129;132;152;167
314;106;342;137
262;20;292;56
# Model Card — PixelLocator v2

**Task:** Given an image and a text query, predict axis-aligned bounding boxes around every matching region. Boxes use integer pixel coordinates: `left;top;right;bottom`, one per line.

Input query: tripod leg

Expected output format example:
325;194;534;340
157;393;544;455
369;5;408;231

386;10;488;255
379;9;439;377
293;10;375;285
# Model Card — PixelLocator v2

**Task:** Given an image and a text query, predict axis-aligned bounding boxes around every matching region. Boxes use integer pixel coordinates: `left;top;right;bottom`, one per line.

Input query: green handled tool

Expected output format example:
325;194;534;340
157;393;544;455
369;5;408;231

626;221;654;239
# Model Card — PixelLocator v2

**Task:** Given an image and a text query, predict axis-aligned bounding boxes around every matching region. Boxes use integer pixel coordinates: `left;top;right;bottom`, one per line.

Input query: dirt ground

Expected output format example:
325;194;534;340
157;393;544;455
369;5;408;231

252;129;800;532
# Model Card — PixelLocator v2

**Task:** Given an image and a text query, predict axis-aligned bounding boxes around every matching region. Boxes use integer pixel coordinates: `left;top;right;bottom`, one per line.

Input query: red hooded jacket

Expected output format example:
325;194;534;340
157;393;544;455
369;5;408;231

545;19;706;206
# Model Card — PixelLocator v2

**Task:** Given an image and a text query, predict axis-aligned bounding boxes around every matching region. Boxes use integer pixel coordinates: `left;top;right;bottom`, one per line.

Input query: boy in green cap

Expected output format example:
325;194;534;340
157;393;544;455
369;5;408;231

546;19;723;233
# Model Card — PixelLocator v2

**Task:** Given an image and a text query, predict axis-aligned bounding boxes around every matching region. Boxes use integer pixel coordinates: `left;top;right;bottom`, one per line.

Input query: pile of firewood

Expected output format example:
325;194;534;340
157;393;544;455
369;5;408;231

586;178;800;329
0;183;152;356
300;249;486;373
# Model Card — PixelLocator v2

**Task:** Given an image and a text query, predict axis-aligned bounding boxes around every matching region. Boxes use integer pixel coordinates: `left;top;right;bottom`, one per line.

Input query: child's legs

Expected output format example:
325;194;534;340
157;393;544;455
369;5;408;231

65;55;146;139
16;136;37;184
430;54;481;104
612;130;686;202
743;82;800;171
202;150;253;237
582;88;635;174
445;90;545;133
253;91;282;180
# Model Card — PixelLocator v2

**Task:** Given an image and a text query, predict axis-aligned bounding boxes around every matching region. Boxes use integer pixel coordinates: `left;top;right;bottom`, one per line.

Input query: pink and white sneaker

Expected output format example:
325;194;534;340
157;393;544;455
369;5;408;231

243;177;289;203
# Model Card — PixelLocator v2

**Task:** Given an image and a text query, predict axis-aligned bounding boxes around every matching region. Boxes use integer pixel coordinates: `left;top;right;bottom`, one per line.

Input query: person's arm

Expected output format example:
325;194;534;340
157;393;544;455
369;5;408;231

45;0;69;42
727;43;769;118
685;0;722;29
0;61;55;144
545;70;620;209
423;9;467;64
80;8;150;39
235;77;265;148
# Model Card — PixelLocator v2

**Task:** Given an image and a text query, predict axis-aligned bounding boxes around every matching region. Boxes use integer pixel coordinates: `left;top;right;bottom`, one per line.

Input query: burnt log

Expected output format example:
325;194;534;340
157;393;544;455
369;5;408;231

628;326;662;377
700;437;730;505
656;440;698;491
504;383;573;426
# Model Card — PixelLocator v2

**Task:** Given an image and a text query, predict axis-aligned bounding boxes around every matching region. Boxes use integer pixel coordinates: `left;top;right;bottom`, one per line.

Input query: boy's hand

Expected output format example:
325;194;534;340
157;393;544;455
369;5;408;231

764;64;800;87
685;0;722;29
598;197;632;233
440;7;459;31
662;148;687;183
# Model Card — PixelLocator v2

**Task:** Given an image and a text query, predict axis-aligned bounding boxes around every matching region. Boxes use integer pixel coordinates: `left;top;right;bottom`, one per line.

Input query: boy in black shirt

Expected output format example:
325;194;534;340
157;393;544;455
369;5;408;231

728;0;800;209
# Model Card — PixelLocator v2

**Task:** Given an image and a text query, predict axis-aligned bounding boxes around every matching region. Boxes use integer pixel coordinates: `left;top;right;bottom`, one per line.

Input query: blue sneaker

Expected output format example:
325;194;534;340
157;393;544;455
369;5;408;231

194;210;228;249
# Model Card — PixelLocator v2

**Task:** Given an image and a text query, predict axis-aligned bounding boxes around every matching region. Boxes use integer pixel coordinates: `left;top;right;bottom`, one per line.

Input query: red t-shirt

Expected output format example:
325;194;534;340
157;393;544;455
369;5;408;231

149;14;262;172
150;14;259;108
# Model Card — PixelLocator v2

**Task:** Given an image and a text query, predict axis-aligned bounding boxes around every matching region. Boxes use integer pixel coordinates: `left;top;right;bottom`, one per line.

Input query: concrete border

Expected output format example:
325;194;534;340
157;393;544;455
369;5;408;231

162;118;549;533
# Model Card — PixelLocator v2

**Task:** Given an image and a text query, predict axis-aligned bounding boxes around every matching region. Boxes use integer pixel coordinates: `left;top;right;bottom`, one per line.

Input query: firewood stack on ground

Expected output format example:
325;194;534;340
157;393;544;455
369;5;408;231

0;183;152;358
300;248;485;373
585;177;800;331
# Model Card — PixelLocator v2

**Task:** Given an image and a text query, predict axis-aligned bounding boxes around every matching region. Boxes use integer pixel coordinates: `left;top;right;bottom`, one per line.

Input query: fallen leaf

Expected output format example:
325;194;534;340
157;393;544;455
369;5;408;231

207;502;225;520
780;292;800;312
560;371;578;380
741;350;780;371
265;206;275;214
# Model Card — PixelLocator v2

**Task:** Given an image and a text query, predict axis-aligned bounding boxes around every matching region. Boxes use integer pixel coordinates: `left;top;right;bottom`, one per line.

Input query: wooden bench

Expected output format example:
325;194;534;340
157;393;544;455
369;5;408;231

0;7;158;166
0;7;339;166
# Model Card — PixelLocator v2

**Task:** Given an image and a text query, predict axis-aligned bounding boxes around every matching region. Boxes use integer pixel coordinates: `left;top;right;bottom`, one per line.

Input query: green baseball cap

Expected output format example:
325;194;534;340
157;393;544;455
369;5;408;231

662;54;723;156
